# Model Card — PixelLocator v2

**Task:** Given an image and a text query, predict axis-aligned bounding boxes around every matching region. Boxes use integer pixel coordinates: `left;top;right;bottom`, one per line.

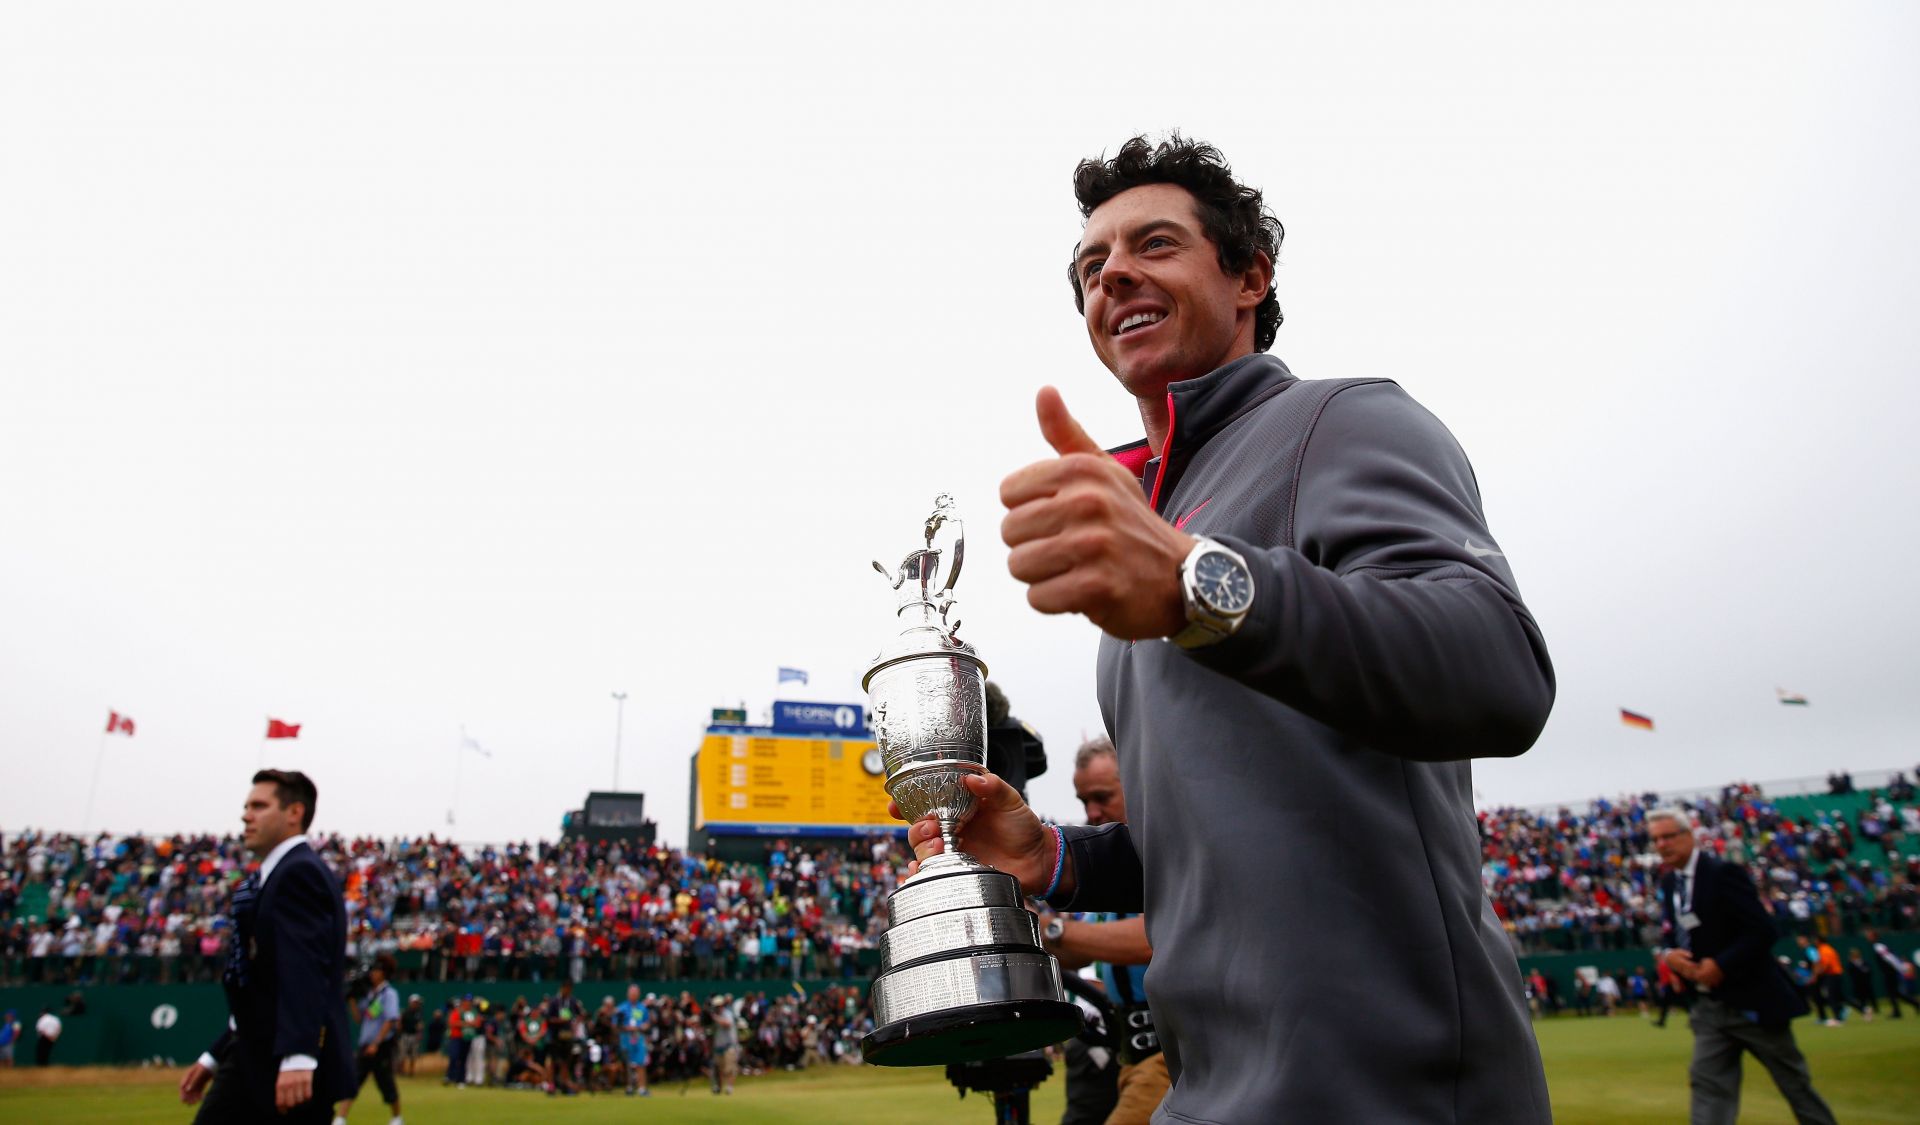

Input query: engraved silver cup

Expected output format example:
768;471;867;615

859;495;1081;1067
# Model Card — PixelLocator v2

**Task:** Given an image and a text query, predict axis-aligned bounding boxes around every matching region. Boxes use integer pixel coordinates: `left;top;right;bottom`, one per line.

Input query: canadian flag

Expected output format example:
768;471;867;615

105;711;136;736
266;719;302;739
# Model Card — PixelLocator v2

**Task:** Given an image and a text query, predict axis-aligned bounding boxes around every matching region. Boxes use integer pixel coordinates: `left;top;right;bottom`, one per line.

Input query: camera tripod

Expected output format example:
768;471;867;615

946;1052;1055;1125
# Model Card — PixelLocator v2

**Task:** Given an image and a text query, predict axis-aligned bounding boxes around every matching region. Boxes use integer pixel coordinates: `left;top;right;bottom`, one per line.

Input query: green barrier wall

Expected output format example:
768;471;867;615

1515;931;1920;1005
0;977;864;1068
5;933;1916;1067
1;983;230;1069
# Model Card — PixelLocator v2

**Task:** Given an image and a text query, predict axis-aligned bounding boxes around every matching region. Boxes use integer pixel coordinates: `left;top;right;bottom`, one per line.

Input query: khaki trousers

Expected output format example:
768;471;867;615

1106;1052;1170;1125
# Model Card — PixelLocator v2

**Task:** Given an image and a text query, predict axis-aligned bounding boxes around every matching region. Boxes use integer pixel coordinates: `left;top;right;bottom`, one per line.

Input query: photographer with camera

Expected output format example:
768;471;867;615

542;981;585;1095
330;953;403;1125
984;682;1049;800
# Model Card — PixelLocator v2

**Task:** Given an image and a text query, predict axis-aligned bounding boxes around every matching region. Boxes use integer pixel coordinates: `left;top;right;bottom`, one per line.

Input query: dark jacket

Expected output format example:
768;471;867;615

1660;851;1807;1028
207;842;354;1110
1057;355;1553;1124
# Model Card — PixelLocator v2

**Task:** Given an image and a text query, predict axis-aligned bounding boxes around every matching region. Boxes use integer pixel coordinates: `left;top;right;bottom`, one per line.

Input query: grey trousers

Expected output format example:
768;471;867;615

1687;998;1837;1125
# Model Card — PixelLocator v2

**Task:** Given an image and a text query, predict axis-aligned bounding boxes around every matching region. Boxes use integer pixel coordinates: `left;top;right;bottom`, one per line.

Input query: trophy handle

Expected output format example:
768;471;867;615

942;530;965;598
923;496;964;599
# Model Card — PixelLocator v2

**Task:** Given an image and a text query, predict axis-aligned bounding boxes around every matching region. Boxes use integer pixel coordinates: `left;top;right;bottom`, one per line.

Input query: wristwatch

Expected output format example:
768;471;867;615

1171;537;1255;649
1042;917;1066;944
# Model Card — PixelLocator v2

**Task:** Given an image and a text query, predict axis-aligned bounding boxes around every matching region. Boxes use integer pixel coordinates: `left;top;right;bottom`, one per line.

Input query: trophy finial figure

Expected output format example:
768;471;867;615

872;494;967;634
857;493;1082;1065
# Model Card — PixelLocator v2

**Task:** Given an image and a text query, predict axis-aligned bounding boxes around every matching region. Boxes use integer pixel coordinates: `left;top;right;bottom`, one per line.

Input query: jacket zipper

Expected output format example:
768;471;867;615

1147;390;1177;515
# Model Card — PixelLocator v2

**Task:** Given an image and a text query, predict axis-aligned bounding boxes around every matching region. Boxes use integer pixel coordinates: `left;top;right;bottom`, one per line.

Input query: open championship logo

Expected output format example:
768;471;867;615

151;1004;178;1030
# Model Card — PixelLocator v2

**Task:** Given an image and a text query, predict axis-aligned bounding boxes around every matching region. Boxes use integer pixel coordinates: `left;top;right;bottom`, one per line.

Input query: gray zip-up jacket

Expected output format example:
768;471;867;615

1053;354;1554;1124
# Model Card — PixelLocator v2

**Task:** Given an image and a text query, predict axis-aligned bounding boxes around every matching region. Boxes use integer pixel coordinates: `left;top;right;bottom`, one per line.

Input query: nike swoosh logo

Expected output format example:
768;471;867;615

1464;539;1504;559
1175;498;1212;530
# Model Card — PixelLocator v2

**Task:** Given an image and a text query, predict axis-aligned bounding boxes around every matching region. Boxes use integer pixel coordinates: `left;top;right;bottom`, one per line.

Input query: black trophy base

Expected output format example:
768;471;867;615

860;998;1084;1068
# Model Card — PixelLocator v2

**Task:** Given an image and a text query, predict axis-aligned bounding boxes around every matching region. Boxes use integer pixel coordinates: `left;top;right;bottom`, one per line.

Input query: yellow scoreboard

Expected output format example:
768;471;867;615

694;730;899;835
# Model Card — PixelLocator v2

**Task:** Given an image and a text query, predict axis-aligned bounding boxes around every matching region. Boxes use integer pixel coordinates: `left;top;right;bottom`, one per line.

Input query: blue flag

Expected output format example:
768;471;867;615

778;667;809;685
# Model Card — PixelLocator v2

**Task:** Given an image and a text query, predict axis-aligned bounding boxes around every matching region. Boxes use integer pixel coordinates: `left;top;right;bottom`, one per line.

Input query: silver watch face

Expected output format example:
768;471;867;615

1194;550;1254;614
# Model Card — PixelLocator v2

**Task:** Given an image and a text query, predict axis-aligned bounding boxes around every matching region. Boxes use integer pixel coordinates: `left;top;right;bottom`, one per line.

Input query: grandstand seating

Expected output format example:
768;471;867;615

1479;777;1920;954
4;772;1916;983
1765;791;1916;872
9;881;48;923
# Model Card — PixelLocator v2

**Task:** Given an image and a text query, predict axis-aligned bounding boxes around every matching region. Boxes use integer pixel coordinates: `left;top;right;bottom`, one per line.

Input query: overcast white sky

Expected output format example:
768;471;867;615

4;3;1917;848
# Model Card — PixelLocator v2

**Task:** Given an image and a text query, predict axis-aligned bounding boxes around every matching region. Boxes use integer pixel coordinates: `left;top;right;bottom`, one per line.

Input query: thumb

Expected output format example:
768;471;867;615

964;771;1030;812
1036;386;1103;458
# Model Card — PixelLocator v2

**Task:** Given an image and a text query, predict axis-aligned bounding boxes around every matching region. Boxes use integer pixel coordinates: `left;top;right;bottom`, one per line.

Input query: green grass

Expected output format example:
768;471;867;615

0;1063;1070;1124
4;1013;1916;1122
1531;1010;1920;1123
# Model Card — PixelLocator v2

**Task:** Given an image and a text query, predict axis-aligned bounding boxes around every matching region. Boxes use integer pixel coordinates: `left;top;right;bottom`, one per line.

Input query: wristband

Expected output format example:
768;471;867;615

1042;825;1067;900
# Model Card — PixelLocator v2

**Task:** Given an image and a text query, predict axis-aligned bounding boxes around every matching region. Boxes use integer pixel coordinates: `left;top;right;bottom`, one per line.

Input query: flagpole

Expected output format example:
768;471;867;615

450;728;462;829
82;728;109;835
611;692;628;791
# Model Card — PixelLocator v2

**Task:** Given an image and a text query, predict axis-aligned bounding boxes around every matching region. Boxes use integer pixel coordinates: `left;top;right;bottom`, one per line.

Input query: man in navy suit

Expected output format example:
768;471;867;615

1649;807;1835;1125
178;770;352;1121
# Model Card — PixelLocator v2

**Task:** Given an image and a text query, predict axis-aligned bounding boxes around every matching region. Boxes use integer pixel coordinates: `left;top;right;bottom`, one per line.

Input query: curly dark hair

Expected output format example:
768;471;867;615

1068;133;1284;352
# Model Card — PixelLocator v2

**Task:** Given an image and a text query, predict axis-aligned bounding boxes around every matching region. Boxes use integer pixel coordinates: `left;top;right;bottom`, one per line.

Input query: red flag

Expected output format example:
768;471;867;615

1619;708;1655;732
266;719;302;739
105;711;136;736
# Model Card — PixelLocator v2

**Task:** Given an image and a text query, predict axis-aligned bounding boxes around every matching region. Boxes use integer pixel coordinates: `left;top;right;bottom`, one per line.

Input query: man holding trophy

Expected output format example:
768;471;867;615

891;135;1556;1122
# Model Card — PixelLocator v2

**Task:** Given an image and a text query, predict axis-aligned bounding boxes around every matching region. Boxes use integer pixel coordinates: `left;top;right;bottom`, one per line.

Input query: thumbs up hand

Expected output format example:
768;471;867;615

999;387;1195;640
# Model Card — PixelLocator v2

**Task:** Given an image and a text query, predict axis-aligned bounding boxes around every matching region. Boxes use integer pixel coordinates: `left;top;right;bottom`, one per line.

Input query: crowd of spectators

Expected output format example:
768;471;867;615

0;829;910;988
1481;773;1920;954
1518;934;1920;1025
421;983;872;1095
5;770;1918;984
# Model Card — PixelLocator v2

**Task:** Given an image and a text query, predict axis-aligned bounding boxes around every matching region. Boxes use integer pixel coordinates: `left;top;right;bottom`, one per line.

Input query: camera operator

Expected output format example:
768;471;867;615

985;682;1049;801
1042;737;1163;1125
330;953;403;1125
543;981;585;1095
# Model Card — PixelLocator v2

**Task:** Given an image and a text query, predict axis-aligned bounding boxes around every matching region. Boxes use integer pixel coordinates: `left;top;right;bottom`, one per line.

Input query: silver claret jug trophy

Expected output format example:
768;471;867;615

859;494;1083;1067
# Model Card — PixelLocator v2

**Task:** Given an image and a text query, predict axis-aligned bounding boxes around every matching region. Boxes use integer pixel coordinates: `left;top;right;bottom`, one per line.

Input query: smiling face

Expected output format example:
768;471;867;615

1074;183;1271;401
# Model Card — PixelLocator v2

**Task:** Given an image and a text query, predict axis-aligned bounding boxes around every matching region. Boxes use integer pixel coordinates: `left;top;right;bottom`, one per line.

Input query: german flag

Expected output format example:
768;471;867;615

1620;709;1655;732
